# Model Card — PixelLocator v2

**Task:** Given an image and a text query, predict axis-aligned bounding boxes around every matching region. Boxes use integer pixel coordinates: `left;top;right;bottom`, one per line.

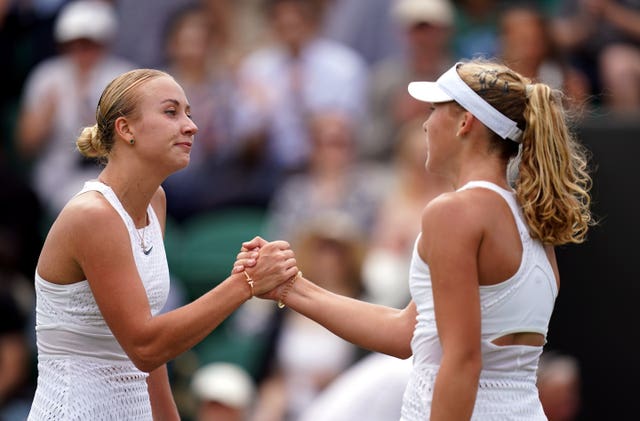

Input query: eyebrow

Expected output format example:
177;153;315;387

161;98;191;111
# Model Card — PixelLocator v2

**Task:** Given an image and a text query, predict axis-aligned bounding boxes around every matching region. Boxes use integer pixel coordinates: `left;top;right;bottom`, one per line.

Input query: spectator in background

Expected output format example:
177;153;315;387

298;352;413;421
111;0;193;68
0;0;65;161
321;0;402;66
15;0;135;216
251;213;365;421
159;4;246;220
0;274;35;421
362;119;452;308
451;0;501;59
362;0;455;161
265;108;384;243
498;2;591;113
190;362;256;421
537;352;582;421
552;0;640;112
0;144;42;421
233;0;368;191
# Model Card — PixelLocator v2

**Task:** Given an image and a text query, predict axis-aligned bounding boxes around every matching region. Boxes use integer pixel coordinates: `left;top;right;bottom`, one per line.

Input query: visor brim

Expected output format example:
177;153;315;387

408;81;453;103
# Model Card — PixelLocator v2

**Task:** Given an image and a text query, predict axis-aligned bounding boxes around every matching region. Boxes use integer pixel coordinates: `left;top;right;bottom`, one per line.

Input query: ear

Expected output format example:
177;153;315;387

114;116;134;144
456;111;475;138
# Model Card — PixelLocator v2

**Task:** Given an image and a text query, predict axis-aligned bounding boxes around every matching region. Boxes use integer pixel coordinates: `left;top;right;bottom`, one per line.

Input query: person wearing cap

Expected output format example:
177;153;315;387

16;0;135;217
237;59;593;420
362;0;455;161
190;363;255;421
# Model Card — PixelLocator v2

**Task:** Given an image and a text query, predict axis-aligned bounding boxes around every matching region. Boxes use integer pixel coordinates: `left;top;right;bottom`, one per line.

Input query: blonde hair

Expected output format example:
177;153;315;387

76;68;171;161
456;60;592;245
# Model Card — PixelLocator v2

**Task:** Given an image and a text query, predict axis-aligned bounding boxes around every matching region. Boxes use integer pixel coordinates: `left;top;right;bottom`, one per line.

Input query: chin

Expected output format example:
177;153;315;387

172;156;191;172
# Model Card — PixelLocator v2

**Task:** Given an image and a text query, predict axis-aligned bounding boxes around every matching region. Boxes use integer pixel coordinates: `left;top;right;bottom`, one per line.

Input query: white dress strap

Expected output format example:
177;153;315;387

457;180;529;238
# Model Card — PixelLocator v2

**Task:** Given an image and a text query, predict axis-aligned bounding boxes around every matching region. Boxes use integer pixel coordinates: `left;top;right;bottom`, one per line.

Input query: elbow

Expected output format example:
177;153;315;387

394;345;414;360
127;344;166;373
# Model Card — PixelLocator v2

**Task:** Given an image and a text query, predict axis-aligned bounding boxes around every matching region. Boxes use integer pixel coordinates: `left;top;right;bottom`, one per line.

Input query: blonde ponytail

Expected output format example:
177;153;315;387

517;83;592;245
457;59;593;245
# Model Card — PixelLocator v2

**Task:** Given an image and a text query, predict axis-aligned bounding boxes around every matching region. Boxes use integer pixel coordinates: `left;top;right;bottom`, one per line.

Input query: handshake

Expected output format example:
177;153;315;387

231;236;301;307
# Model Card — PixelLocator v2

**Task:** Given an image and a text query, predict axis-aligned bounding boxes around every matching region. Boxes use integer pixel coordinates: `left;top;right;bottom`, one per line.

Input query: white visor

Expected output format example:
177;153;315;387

408;62;523;143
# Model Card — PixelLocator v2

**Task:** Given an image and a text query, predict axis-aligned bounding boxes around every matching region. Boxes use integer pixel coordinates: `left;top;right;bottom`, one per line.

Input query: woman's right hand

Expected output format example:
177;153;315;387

236;240;298;299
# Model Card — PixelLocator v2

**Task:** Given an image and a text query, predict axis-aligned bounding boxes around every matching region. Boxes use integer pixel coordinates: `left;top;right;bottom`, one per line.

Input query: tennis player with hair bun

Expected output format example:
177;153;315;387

28;68;298;420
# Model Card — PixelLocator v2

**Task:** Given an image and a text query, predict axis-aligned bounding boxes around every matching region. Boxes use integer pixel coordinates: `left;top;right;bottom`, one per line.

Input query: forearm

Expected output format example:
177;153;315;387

283;276;414;358
147;364;179;421
130;273;251;371
17;109;53;157
430;357;481;421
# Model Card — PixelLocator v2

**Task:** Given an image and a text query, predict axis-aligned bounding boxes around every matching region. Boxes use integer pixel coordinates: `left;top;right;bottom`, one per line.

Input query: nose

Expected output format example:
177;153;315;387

422;120;428;132
183;117;198;136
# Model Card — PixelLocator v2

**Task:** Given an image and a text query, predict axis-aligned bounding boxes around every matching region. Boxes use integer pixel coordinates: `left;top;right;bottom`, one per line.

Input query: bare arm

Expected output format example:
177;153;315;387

283;277;416;358
238;237;416;359
147;364;179;421
421;194;483;421
16;90;57;158
47;197;297;373
0;333;29;402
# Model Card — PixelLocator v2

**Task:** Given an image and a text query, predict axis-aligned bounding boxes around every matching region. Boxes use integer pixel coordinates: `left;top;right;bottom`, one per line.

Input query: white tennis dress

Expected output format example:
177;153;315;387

400;181;557;420
28;181;170;420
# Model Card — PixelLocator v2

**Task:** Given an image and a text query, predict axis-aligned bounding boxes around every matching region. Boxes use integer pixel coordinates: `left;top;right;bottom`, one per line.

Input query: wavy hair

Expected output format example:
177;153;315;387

457;60;593;245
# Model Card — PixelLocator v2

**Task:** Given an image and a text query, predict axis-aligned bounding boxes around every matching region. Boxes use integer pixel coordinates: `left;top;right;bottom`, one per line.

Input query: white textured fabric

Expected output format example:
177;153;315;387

401;180;556;420
28;181;170;420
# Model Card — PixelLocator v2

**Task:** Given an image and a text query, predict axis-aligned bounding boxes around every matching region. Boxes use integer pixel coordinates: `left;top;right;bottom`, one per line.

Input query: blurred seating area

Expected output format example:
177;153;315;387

2;0;640;420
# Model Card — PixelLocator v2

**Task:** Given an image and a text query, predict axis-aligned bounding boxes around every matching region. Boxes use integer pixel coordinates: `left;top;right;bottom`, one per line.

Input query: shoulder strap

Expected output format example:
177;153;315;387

457;181;529;238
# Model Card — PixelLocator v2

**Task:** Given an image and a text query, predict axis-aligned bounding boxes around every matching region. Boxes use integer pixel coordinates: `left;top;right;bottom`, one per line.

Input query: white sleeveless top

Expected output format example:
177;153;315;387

28;181;170;420
401;181;557;421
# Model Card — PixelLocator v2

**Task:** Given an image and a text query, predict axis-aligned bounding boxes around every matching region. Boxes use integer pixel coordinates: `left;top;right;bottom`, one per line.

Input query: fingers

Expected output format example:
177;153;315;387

264;240;291;250
242;236;268;251
232;250;259;274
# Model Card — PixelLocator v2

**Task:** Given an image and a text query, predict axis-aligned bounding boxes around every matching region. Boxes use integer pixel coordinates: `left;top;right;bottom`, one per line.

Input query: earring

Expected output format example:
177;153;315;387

129;138;135;145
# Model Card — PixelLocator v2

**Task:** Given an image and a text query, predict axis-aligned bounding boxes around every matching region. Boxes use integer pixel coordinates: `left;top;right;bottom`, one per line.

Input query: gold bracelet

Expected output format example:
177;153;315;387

243;271;254;298
278;270;302;309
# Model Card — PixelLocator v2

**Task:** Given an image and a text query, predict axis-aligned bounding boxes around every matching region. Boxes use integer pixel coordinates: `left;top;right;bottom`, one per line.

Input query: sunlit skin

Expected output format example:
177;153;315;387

115;76;198;178
33;71;297;420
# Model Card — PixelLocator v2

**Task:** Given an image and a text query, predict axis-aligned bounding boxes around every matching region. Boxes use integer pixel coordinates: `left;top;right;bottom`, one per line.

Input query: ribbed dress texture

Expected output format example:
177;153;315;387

28;181;170;420
400;181;557;421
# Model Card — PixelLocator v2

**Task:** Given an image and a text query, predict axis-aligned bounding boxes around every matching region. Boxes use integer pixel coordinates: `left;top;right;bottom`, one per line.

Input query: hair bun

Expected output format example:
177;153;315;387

76;124;108;158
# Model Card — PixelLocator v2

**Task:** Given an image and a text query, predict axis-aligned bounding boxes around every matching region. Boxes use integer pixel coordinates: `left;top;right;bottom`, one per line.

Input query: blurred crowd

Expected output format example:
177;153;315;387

2;0;635;419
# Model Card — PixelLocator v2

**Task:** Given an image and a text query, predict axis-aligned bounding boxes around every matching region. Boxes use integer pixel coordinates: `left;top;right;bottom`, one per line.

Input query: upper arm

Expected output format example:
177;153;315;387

71;201;155;357
418;195;483;358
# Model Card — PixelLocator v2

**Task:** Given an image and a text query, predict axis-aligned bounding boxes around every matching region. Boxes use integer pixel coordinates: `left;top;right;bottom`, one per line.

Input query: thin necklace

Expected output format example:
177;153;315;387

97;178;153;255
136;219;153;255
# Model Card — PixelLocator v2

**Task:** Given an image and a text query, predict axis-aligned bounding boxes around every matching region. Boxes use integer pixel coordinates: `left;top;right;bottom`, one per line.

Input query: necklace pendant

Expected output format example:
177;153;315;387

142;242;153;255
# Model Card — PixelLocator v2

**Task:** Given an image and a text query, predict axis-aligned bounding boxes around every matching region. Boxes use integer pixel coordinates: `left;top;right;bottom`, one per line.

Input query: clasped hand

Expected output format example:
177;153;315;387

232;236;298;300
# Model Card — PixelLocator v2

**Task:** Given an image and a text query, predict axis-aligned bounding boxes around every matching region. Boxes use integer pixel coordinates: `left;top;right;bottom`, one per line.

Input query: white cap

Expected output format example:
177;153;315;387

191;363;255;408
54;0;117;44
408;62;523;143
392;0;455;28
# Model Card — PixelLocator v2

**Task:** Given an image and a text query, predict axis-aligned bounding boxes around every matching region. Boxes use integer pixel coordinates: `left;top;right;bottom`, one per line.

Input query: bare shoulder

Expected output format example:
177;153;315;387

61;191;122;234
38;192;127;282
418;189;490;258
421;190;484;229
